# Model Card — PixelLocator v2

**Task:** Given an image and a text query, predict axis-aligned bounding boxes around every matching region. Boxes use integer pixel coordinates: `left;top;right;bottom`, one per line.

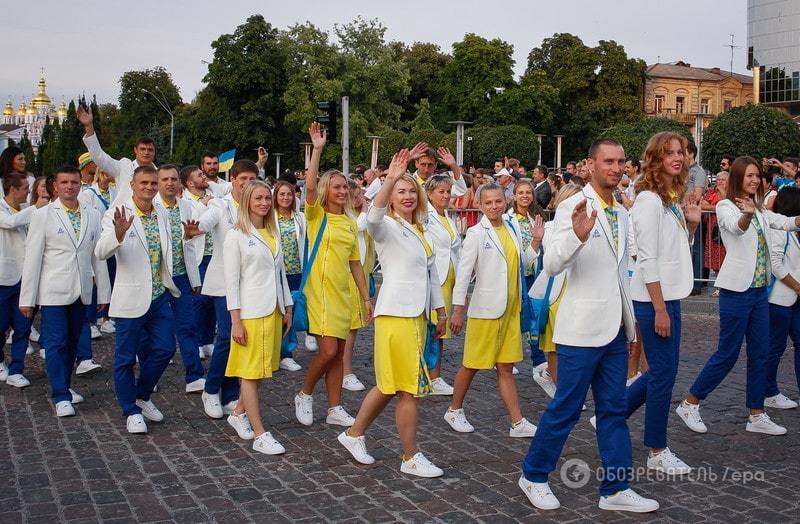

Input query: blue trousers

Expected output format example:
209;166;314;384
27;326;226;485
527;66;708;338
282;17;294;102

280;273;302;359
171;273;205;383
41;301;85;403
113;293;175;416
523;329;632;496
194;255;216;346
0;282;32;375
767;302;800;397
626;301;681;449
205;295;239;404
690;287;769;410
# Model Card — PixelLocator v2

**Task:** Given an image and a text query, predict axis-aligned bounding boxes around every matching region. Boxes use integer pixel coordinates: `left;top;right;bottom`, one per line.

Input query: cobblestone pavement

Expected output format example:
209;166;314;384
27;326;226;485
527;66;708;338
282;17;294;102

1;314;799;523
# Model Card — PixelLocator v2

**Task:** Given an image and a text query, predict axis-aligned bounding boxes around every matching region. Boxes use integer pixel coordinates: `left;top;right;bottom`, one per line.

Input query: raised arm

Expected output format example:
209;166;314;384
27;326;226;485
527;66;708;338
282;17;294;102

77;105;122;180
305;122;327;206
437;147;466;197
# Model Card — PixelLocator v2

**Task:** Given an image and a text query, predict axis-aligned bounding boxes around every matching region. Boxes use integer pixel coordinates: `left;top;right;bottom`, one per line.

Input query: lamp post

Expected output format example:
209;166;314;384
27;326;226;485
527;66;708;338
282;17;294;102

535;134;545;165
300;143;312;170
553;135;564;170
689;112;709;164
367;135;383;169
449;121;473;166
141;88;174;158
273;153;283;179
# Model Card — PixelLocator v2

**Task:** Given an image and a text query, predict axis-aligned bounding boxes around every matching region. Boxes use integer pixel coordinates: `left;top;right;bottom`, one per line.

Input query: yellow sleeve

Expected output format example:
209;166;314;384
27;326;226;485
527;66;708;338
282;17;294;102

305;197;323;225
348;217;361;262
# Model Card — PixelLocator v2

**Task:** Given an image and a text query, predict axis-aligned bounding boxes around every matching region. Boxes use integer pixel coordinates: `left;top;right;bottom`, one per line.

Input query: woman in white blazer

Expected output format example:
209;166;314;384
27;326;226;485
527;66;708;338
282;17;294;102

681;156;800;437
273;180;306;371
765;187;800;410
623;132;701;475
338;149;447;478
445;182;539;438
422;175;462;396
223;180;293;456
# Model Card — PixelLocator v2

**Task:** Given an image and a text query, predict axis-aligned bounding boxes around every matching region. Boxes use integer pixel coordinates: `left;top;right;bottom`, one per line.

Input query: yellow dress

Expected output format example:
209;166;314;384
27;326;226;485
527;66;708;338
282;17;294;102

541;278;567;353
430;213;456;340
349;229;375;330
463;226;523;369
226;229;283;380
304;199;361;339
374;225;433;396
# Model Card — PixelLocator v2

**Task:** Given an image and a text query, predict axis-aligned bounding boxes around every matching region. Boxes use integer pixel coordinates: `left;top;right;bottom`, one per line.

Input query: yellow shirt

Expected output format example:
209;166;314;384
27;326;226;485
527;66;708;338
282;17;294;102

257;228;276;255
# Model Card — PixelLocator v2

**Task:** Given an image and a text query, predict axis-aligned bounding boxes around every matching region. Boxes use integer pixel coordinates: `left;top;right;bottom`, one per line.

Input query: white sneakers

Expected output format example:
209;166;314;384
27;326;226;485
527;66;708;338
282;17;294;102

25;344;35;356
126;414;148;434
400;452;443;478
430;377;454;396
326;406;355;427
675;401;707;433
305;335;318;351
75;360;102;376
338;431;375;464
70;389;84;404
227;413;255;440
6;374;30;388
202;391;224;419
253;432;285;455
533;367;556;399
222;401;237;416
519;476;561;510
29;327;40;343
185;378;206;394
342;374;366;392
279;357;302;372
764;393;798;409
98;319;116;334
55;400;75;417
509;418;537;438
198;344;214;360
598;488;659;513
89;325;102;340
746;412;787;435
135;399;164;422
589;416;597;429
647;448;692;475
295;393;314;426
0;363;7;381
444;408;475;433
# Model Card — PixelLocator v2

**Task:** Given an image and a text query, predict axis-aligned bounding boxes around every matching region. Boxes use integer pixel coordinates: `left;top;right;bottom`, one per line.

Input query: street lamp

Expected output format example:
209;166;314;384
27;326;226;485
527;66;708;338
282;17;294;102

142;88;174;158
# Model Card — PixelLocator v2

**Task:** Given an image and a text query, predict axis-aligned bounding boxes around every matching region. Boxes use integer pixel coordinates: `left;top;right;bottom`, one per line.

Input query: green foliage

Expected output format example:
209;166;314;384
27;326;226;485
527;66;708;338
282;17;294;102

18;130;35;174
36;101;87;176
468;126;540;167
701;103;800;172
601;117;694;161
394;42;452;123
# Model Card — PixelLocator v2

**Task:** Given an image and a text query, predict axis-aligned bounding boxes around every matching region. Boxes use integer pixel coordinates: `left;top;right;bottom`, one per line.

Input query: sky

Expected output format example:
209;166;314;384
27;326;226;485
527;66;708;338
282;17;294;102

4;0;750;106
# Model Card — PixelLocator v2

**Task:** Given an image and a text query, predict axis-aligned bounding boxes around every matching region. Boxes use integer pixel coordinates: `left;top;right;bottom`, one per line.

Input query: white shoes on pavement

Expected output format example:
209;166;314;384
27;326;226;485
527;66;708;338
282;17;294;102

444;408;474;433
185;378;206;394
295;393;313;426
533;367;556;399
98;319;116;334
126;414;148;434
6;374;30;388
90;325;102;340
29;327;40;343
135;399;164;422
305;335;318;351
253;432;285;455
675;401;707;433
598;488;659;513
198;344;214;360
326;405;355;427
279;357;302;372
400;452;443;478
55;400;75;417
70;389;84;404
202;391;223;419
646;448;692;475
338;431;375;464
519;476;560;510
746;412;787;435
764;393;798;409
342;373;366;391
227;413;255;440
430;377;454;396
0;363;7;381
509;418;537;438
75;360;102;376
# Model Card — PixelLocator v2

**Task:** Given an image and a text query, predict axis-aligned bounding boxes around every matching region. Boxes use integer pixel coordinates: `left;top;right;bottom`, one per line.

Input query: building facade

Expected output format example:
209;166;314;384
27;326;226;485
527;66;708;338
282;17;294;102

2;76;66;151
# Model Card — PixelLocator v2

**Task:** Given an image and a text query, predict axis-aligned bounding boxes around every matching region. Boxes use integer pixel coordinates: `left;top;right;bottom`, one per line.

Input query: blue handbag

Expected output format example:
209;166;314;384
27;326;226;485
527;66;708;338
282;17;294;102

291;214;327;333
530;275;555;335
423;320;439;369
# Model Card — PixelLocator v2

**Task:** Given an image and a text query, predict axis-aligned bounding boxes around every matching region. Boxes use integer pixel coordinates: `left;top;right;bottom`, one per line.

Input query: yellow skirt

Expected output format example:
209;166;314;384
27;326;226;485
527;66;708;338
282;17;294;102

349;271;368;330
430;263;455;340
463;309;523;369
374;315;430;396
541;283;567;353
226;310;282;380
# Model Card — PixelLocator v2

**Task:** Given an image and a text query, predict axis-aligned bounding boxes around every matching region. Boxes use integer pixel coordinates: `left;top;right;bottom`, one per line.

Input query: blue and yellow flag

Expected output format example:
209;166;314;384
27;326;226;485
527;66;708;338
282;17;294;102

218;149;236;172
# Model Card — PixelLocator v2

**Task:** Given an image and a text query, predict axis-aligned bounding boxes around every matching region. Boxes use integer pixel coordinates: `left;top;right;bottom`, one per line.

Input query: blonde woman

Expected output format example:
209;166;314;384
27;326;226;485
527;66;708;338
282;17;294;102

338;149;447;477
295;123;372;427
224;181;293;454
342;179;375;392
445;183;538;437
422;175;462;395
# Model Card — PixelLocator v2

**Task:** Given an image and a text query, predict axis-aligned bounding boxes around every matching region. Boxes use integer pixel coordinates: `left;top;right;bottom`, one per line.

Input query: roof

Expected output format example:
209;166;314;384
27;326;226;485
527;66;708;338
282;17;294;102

647;62;752;85
0;124;23;132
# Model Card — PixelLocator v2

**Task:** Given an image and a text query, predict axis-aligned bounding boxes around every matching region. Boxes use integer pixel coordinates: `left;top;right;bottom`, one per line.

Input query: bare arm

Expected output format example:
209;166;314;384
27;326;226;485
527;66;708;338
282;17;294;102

305;122;327;206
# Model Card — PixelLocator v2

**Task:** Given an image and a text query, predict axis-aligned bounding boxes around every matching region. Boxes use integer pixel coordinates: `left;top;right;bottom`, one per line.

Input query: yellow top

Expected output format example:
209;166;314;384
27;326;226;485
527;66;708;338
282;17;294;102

257;228;276;255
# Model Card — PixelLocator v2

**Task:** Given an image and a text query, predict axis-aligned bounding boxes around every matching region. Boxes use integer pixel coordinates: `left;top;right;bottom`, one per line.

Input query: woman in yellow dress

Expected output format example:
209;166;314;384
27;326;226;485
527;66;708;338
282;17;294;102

295;122;372;427
224;180;293;455
342;180;375;392
445;183;539;438
422;175;462;395
338;148;447;477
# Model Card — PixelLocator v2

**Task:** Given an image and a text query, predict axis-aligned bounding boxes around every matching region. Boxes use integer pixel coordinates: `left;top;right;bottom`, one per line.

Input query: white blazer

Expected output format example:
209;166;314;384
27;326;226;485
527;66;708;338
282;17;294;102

367;205;444;318
453;214;537;319
528;221;566;305
543;185;636;346
185;194;211;262
424;208;462;286
95;198;179;318
20;199;110;308
275;211;307;270
768;229;800;307
208;179;232;198
0;200;35;286
714;199;799;292
197;194;239;297
78;183;117;216
153;193;202;288
356;212;370;266
83;133;147;207
629;191;694;302
223;227;293;319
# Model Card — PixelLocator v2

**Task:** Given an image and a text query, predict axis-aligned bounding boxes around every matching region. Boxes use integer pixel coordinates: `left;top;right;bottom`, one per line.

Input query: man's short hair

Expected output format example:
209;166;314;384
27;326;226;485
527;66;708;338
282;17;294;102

418;148;437;162
135;137;156;149
354;164;366;175
783;157;799;168
721;154;735;164
200;151;218;164
54;165;81;181
686;142;698;157
566;161;577;169
133;165;158;180
626;158;641;170
230;159;259;179
534;164;548;175
278;172;297;186
507;158;520;169
179;165;200;187
588;138;623;159
2;172;25;194
158;164;179;176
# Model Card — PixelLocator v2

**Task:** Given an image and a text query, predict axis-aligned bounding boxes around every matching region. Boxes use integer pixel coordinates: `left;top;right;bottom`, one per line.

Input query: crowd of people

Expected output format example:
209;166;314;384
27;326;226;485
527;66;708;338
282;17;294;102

1;107;800;514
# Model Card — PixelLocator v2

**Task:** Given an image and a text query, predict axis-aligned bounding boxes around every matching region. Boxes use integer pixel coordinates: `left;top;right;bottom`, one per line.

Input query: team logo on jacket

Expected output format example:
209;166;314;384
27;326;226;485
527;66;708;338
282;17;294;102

592;229;601;238
248;239;255;247
128;230;136;238
57;227;65;235
484;242;492;249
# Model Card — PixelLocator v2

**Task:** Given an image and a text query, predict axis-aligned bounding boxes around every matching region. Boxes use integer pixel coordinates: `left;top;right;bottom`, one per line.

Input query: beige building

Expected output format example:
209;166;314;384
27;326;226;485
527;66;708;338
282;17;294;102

643;62;754;134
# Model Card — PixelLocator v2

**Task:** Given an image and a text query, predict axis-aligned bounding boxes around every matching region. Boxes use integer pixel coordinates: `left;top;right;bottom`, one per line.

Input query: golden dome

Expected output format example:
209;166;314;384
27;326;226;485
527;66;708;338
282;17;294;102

57;99;67;117
17;100;27;117
26;96;36;115
3;99;12;117
31;76;52;109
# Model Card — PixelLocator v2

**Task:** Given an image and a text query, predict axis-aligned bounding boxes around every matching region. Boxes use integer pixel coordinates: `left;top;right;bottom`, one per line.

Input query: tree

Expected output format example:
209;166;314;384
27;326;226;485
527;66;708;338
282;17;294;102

701;103;800;172
476;71;559;130
117;67;182;156
407;99;445;150
394;42;452;123
18;130;36;174
601;117;694;161
464;125;540;167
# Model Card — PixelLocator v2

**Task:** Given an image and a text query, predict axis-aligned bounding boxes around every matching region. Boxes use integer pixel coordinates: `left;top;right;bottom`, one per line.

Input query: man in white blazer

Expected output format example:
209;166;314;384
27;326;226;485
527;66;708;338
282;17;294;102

519;139;658;513
193;160;258;419
96;165;180;434
409;145;467;198
154;165;205;394
77;105;156;208
201;151;232;197
0;174;47;386
19;166;110;417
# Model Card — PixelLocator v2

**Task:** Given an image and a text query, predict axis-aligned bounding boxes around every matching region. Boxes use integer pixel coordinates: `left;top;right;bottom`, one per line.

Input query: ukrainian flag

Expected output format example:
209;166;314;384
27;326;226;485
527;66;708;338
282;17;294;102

218;149;236;173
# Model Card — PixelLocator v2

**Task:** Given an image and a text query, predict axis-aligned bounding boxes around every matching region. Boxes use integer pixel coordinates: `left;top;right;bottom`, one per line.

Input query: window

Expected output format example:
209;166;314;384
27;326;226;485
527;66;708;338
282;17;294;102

655;95;665;113
723;100;733;112
700;98;710;114
675;96;685;113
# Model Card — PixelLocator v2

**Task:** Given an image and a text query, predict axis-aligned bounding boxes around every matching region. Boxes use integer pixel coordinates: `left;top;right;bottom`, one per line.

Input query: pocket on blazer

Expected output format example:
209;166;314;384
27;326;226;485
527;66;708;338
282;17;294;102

574;299;608;335
48;270;75;295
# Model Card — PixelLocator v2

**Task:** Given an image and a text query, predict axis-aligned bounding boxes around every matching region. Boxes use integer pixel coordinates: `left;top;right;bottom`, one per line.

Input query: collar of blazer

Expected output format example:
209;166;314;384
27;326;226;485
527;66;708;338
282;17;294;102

246;225;281;261
222;194;238;225
51;198;87;250
425;208;452;236
581;184;624;263
479;213;521;262
393;215;428;253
